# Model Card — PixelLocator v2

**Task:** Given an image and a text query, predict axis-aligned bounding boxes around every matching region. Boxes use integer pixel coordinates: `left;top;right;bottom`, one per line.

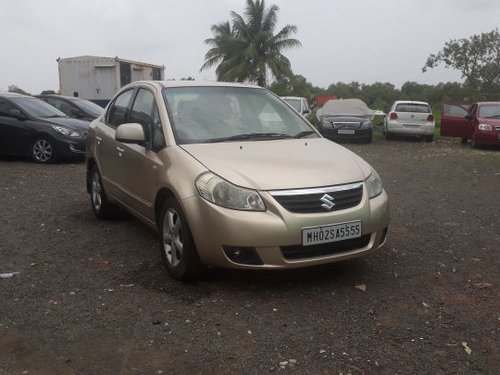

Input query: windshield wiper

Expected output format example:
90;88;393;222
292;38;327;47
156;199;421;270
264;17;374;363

206;132;293;143
293;130;317;138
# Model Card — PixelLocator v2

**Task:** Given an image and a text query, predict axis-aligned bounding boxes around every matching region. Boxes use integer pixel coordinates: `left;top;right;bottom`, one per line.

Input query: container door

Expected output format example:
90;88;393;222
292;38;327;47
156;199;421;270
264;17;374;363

120;62;131;87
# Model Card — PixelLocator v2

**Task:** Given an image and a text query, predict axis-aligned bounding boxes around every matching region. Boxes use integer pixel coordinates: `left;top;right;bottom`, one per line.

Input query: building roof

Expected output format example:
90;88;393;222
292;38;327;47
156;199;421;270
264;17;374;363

57;55;164;69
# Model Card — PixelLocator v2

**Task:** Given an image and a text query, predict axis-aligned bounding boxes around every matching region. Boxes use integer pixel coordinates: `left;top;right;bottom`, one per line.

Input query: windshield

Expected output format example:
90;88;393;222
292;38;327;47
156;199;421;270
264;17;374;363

162;86;317;144
478;104;500;119
74;99;104;117
12;97;66;118
283;98;301;112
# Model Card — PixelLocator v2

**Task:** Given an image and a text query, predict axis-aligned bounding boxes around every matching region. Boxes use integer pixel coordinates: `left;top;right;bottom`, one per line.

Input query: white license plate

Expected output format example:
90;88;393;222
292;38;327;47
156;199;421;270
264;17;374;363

338;129;355;134
302;221;362;246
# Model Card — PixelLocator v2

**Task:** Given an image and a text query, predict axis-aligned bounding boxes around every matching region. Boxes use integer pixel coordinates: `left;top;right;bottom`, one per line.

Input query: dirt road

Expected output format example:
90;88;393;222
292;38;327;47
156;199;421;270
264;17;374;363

1;139;499;374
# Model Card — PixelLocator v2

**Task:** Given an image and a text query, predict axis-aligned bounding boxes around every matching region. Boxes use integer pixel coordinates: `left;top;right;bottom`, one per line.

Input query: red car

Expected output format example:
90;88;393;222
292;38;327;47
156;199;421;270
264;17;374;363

441;102;500;148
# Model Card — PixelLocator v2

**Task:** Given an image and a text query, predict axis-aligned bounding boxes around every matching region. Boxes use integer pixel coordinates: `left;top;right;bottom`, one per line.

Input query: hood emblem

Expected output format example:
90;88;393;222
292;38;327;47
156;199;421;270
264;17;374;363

320;194;335;211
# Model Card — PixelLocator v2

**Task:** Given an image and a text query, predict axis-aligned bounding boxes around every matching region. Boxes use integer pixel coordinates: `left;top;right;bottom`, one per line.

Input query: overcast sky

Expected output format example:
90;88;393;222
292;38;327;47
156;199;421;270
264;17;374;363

1;0;499;94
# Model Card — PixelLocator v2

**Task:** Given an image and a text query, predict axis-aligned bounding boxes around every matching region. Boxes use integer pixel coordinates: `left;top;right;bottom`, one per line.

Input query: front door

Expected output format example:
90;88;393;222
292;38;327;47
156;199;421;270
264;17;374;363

0;99;31;155
441;103;472;138
113;88;164;222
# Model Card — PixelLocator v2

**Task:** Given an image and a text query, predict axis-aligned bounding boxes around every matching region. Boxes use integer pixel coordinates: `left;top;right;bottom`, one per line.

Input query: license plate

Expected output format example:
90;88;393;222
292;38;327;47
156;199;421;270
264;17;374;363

338;129;355;134
302;221;362;246
404;124;420;128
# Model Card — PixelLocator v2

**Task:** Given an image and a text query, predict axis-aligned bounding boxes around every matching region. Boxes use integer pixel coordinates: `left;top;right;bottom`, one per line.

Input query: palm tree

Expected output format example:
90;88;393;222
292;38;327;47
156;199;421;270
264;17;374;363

201;0;301;87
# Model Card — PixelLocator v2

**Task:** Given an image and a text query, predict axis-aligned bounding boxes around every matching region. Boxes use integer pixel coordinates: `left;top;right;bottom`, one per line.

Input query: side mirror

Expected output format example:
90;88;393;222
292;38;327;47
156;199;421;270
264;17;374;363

9;109;26;120
115;123;146;145
465;113;473;121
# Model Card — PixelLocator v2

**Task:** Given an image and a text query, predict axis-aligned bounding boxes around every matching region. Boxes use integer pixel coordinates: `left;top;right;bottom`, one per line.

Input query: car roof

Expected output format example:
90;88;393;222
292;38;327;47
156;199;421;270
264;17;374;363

393;100;430;106
0;92;30;99
476;101;500;105
124;80;263;90
37;94;84;101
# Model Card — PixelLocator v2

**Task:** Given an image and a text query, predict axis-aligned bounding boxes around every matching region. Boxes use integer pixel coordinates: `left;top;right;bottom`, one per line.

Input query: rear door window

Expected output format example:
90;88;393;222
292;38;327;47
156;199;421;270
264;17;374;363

395;103;431;113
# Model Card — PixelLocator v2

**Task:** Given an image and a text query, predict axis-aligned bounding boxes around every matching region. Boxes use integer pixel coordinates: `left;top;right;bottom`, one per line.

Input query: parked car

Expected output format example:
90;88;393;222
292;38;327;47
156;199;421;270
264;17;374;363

281;96;311;117
316;98;373;143
0;93;89;163
37;94;104;121
385;101;435;141
441;102;500;148
86;81;389;280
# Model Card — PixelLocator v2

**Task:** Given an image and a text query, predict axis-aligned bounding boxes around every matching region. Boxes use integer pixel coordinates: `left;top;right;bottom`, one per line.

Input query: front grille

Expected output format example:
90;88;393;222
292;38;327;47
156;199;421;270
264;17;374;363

281;234;371;260
333;122;361;129
270;183;363;213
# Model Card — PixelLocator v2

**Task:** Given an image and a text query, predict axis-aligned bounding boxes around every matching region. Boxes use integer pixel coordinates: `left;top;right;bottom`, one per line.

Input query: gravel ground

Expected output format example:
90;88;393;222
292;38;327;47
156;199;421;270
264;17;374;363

1;138;499;374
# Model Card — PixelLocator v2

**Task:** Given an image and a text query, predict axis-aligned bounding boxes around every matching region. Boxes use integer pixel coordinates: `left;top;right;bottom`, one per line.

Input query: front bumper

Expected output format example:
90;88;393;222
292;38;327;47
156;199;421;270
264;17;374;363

319;127;372;142
53;136;86;158
475;129;500;146
182;186;389;269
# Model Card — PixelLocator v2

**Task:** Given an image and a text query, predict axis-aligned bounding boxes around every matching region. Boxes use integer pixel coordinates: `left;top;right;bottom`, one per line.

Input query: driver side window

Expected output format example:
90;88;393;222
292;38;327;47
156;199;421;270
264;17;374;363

129;89;166;151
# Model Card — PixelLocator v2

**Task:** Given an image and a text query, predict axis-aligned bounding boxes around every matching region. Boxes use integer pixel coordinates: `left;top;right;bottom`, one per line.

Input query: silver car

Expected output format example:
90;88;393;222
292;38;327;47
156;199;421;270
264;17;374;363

86;81;389;280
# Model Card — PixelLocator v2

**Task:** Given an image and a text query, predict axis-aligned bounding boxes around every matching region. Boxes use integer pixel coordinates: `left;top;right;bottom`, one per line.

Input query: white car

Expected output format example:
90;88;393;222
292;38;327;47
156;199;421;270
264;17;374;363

281;96;311;117
385;101;435;141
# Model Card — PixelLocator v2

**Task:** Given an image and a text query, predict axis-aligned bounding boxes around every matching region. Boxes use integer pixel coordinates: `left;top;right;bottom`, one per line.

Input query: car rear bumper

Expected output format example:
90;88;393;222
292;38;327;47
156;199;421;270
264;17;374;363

386;121;435;135
182;187;389;269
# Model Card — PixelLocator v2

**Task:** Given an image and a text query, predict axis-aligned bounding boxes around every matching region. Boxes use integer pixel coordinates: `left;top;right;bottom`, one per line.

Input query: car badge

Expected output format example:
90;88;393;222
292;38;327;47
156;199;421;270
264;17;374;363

320;194;335;211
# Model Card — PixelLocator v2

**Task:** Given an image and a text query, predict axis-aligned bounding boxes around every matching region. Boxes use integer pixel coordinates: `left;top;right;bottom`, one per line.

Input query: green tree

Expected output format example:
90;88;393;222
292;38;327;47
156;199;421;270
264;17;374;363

422;28;500;99
268;74;323;98
201;0;301;87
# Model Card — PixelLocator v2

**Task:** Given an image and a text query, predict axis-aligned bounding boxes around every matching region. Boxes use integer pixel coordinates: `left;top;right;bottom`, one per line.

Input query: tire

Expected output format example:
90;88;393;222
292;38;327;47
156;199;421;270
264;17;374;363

424;135;434;142
470;132;479;149
159;197;206;281
31;137;57;163
89;166;119;219
384;131;392;141
461;137;468;144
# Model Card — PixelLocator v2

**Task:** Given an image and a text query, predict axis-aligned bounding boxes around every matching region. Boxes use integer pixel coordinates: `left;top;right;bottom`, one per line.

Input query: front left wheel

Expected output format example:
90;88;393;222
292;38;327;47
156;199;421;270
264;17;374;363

31;137;57;163
159;197;206;281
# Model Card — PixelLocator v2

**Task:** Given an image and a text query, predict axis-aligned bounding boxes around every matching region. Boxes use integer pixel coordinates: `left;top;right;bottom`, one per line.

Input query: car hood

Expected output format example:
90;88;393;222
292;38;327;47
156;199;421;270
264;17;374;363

478;117;500;126
42;117;90;131
181;138;372;190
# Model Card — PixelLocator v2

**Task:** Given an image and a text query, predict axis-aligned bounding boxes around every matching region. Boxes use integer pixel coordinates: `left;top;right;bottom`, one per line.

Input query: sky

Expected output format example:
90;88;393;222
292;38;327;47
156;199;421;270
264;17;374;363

1;0;499;94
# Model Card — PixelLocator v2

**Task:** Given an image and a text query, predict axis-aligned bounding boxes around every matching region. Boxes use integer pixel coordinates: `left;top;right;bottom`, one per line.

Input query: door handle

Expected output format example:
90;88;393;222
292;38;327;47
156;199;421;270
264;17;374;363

96;136;102;141
116;147;125;153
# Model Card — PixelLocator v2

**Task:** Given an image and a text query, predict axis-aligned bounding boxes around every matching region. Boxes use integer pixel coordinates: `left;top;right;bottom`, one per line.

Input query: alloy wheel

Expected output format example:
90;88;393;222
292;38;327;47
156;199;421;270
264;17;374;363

162;209;184;267
91;172;103;211
32;139;53;162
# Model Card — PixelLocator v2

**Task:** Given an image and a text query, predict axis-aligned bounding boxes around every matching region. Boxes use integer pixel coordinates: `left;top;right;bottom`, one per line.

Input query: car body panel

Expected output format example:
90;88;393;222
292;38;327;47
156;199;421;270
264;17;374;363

86;81;389;270
386;101;435;136
0;93;89;158
181;138;369;190
440;102;500;146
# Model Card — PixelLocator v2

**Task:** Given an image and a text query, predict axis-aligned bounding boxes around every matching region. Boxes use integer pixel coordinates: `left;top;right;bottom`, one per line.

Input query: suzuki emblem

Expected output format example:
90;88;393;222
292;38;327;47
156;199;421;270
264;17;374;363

320;194;335;211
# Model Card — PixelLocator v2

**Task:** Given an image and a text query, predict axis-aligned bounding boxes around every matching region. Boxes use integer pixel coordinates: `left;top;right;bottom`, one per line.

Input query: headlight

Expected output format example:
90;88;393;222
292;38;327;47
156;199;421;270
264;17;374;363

321;118;332;127
195;172;266;211
51;125;79;137
360;119;372;129
478;124;492;131
366;169;383;198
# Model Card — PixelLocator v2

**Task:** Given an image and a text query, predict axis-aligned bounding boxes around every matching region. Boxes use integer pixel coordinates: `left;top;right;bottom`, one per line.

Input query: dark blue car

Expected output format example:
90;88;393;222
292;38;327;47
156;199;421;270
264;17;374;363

0;93;89;163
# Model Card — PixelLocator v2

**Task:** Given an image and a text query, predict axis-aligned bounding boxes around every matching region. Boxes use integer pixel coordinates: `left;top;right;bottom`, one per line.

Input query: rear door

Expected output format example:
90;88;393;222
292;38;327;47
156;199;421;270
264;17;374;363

440;103;471;138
